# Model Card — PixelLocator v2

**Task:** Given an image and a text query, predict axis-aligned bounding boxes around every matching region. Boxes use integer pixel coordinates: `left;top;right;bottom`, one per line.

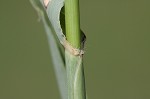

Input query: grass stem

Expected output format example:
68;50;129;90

65;0;86;99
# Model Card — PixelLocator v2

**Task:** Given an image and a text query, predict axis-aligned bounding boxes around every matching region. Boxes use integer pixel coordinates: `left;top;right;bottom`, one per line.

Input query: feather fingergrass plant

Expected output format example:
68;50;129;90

30;0;86;99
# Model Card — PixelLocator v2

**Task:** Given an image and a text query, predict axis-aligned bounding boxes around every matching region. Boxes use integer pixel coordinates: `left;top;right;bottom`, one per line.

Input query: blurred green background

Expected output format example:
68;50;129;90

0;0;150;99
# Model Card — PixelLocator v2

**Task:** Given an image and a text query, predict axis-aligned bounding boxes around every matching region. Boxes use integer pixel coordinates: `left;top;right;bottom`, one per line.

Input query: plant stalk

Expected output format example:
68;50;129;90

65;0;80;48
65;0;86;99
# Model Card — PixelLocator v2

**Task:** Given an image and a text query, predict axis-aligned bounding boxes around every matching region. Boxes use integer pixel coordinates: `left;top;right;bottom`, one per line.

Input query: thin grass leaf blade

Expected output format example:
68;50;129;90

30;1;67;99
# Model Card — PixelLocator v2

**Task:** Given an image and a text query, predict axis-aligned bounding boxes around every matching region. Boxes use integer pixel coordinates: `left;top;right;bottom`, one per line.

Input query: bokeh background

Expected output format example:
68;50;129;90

0;0;150;99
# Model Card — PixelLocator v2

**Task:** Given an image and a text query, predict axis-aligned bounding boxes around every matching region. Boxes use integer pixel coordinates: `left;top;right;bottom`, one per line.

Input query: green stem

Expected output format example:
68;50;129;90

65;0;86;99
65;0;80;48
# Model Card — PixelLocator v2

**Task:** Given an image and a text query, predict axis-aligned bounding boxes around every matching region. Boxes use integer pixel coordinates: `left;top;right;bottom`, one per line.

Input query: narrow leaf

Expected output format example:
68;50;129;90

30;1;67;99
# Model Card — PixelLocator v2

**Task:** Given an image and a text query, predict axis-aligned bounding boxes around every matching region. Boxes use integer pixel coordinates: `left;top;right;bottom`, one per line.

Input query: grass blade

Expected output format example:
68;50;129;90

30;1;67;99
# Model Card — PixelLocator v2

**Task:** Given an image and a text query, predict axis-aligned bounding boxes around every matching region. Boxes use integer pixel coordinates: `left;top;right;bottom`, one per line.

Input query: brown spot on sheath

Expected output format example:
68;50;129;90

43;0;50;8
